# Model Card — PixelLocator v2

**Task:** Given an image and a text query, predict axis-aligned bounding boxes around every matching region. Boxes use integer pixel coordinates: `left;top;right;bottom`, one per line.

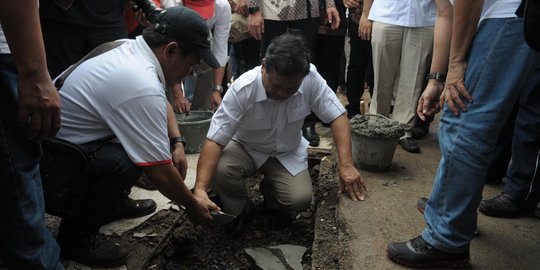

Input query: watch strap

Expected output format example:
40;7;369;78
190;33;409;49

170;136;186;148
426;72;446;83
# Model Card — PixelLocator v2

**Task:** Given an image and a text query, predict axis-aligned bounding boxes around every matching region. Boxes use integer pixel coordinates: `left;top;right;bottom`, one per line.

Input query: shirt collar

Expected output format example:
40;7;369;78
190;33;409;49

134;36;166;85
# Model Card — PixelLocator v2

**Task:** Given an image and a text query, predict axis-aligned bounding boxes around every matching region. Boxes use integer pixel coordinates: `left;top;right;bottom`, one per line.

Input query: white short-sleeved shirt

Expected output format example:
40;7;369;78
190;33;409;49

56;36;171;166
162;0;231;67
207;64;346;176
449;0;520;22
368;0;436;27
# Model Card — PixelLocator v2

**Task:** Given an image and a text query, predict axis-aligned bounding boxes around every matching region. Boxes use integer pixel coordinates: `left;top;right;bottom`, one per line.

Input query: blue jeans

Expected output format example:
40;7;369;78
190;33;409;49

422;18;540;253
503;68;540;204
0;54;63;269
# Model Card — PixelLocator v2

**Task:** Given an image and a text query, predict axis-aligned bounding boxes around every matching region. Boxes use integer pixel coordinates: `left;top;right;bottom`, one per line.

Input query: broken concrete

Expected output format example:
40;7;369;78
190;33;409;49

245;244;308;270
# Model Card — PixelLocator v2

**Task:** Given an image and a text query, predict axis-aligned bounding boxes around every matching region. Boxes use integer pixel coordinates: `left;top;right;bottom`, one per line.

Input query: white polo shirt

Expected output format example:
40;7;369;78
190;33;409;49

368;0;436;27
56;36;171;166
207;64;346;176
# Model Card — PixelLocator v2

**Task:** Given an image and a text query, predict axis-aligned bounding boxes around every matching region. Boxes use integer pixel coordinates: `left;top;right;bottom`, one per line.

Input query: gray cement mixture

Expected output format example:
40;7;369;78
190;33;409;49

349;114;404;139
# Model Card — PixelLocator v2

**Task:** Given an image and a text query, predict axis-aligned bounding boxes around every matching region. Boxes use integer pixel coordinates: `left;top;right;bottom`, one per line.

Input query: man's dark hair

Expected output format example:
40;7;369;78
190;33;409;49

264;31;310;76
142;25;198;57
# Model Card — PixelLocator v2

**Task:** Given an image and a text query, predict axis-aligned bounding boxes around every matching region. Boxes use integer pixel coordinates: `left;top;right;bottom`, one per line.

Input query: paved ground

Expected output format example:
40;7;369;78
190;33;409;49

330;116;540;270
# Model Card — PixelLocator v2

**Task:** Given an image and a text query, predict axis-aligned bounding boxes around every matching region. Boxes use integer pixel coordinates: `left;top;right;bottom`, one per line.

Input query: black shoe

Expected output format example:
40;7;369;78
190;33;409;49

400;137;421;153
59;234;129;268
386;236;470;269
416;197;479;237
302;125;320;147
479;193;536;218
116;198;157;219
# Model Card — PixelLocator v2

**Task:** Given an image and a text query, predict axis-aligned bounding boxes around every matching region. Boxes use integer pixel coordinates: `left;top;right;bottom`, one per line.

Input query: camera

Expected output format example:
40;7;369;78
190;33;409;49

132;0;163;24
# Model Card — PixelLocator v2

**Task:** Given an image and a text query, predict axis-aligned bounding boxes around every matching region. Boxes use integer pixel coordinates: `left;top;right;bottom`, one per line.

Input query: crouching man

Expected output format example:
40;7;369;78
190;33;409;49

54;7;219;268
193;32;368;237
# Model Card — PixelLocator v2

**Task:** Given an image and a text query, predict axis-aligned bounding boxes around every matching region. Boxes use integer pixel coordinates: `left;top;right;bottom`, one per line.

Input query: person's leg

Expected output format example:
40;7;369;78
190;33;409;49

346;19;372;118
480;68;540;217
57;142;142;267
314;34;345;92
369;21;403;116
0;54;63;270
262;20;288;57
394;26;434;152
212;141;258;216
422;17;539;253
259;158;313;219
191;63;215;110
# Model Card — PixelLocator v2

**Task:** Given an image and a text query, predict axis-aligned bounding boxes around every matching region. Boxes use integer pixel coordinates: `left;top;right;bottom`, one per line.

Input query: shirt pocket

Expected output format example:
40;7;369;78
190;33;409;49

243;106;272;130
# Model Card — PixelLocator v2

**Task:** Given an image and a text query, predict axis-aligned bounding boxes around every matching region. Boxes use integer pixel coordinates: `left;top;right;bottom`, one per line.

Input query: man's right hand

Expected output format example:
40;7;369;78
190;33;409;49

17;72;61;141
187;188;220;226
417;80;444;121
248;11;264;40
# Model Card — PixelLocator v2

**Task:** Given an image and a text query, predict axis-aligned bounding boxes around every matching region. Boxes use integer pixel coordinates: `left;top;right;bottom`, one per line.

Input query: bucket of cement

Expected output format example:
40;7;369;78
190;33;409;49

176;110;213;154
350;114;404;172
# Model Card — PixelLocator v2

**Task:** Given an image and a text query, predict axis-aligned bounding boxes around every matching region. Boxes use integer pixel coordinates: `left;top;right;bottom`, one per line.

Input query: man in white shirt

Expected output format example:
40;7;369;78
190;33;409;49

192;32;367;237
55;7;220;267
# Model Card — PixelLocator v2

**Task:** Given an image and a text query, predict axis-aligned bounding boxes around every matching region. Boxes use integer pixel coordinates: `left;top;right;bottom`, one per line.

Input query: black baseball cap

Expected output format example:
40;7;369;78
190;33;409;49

154;6;219;68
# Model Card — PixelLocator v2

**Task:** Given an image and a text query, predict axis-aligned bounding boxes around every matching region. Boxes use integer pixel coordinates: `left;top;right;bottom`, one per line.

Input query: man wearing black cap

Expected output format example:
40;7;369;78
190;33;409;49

53;7;220;268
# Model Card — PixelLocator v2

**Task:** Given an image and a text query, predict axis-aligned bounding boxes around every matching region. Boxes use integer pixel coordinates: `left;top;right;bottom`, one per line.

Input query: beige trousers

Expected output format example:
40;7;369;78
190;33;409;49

212;141;313;218
369;21;434;131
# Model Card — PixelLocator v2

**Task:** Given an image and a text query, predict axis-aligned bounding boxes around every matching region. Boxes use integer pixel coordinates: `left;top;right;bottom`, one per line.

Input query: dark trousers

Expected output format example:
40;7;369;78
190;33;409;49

58;142;141;240
503;68;540;205
314;34;345;92
0;55;63;270
41;18;127;78
261;18;318;60
346;19;373;115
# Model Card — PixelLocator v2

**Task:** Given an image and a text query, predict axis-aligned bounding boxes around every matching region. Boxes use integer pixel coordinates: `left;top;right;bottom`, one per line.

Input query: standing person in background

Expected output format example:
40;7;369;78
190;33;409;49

367;0;435;153
39;0;128;78
0;1;63;269
245;0;341;147
343;0;374;118
314;0;348;95
163;0;231;115
387;0;540;268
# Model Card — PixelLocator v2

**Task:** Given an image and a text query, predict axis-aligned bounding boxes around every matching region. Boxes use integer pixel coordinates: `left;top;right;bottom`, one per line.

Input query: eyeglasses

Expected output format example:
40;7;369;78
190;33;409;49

188;59;203;76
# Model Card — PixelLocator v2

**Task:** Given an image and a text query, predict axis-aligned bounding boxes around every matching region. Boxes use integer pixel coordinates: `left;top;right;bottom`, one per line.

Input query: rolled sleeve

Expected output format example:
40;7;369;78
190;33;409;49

308;66;346;123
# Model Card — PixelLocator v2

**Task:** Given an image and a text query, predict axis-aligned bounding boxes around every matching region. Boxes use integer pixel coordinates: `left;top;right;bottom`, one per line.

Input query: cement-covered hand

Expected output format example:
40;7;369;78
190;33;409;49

338;163;367;201
443;60;473;116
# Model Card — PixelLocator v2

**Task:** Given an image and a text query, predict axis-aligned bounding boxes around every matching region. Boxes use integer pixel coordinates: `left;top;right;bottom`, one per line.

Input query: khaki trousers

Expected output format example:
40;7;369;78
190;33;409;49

369;21;434;131
212;141;313;218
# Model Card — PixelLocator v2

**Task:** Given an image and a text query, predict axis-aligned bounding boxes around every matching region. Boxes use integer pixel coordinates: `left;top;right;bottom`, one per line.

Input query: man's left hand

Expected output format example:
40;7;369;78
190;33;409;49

338;164;367;201
326;7;340;30
172;144;188;180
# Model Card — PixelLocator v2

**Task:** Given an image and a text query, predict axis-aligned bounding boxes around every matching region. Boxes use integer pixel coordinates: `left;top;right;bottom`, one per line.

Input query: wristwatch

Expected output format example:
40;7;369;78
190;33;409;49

248;6;260;14
213;85;224;94
170;136;186;148
426;72;446;83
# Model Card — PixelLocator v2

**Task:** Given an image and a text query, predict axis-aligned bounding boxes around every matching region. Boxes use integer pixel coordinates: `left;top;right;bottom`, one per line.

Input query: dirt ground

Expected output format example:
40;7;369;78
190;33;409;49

132;154;343;270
